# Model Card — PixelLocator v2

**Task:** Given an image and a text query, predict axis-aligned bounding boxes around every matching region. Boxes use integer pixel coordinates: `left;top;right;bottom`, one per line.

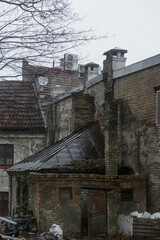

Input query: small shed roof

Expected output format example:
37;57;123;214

7;122;104;173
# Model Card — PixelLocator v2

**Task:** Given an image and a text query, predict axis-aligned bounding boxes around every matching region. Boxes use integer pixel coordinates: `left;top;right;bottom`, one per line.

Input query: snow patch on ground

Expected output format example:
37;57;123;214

130;211;160;219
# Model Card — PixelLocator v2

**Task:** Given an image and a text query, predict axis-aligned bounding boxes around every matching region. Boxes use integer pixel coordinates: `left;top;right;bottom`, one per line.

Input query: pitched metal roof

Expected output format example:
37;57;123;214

7;122;104;173
0;81;45;130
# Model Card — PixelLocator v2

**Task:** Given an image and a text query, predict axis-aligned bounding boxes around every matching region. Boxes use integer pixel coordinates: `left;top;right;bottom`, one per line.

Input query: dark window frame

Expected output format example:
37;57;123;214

91;66;94;71
0;192;8;216
121;188;133;202
0;144;14;168
59;187;72;201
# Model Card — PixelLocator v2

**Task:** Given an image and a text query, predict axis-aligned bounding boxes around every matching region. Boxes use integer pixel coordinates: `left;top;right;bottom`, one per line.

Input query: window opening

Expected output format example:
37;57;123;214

121;189;133;201
59;187;72;200
0;144;14;167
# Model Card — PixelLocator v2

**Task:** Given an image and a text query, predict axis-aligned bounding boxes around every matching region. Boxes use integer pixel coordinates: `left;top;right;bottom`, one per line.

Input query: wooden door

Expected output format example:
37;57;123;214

88;190;106;236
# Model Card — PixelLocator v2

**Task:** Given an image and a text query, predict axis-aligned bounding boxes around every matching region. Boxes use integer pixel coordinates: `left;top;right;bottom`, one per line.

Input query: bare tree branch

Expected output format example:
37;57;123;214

0;0;104;79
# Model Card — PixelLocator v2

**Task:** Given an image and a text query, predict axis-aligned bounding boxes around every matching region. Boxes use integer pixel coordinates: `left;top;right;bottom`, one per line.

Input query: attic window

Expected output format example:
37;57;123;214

156;90;160;125
59;187;72;200
121;189;133;201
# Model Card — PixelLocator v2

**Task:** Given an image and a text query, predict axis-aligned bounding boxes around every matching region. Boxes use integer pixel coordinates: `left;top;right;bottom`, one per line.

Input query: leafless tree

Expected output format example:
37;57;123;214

0;0;98;80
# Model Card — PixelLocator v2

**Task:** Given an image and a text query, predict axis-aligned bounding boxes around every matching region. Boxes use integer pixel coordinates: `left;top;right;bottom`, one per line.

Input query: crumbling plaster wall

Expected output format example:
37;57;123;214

1;132;46;191
54;80;105;142
54;97;72;142
85;80;106;129
114;65;160;172
114;64;160;211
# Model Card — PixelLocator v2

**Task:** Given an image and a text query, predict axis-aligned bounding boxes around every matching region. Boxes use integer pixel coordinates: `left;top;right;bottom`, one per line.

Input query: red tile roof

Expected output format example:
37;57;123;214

0;81;45;130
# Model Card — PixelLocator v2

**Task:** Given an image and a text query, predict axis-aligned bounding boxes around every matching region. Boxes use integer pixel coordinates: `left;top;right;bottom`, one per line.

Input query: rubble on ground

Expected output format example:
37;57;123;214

38;224;63;240
0;205;37;238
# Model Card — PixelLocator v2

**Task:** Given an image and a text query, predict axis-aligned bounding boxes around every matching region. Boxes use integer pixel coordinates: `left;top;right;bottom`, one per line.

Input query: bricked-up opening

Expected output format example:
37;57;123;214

121;189;133;201
156;90;160;125
59;187;72;201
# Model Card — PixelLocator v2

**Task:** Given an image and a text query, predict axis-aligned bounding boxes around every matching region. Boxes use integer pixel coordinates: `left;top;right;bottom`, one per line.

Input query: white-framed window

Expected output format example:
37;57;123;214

156;91;160;125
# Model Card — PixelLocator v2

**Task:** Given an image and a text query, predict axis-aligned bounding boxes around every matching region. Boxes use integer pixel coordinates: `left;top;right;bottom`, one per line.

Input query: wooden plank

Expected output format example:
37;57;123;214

134;225;160;230
0;217;17;225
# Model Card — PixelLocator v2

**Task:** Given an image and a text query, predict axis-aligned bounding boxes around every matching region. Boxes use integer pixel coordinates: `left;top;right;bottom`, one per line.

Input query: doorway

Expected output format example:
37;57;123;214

81;189;107;237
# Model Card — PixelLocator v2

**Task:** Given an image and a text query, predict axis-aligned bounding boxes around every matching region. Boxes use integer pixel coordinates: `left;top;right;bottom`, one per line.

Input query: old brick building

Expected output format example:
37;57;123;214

6;47;160;238
7;122;146;238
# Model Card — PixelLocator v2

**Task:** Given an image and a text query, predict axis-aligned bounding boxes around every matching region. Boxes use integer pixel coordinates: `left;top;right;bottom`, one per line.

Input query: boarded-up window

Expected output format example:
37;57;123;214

157;91;160;125
59;188;72;200
121;189;133;201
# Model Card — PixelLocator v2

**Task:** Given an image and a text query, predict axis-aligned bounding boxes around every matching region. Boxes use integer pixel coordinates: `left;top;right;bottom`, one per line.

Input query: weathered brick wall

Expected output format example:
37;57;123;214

85;80;106;129
103;57;118;176
23;60;85;99
17;173;146;238
54;92;95;141
114;64;160;211
72;92;94;132
114;66;160;123
147;163;160;213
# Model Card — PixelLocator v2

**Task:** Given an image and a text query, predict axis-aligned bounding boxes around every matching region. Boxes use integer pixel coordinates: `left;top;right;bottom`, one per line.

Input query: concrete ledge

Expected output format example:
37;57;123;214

113;54;160;79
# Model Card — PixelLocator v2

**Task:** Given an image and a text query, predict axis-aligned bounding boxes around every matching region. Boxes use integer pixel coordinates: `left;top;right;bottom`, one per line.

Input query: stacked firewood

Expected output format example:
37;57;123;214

0;205;38;238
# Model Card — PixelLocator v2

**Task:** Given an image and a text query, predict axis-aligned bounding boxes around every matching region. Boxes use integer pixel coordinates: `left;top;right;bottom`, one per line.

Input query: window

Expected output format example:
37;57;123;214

157;91;160;125
59;188;72;200
0;144;14;168
121;189;133;201
91;66;94;71
0;192;8;216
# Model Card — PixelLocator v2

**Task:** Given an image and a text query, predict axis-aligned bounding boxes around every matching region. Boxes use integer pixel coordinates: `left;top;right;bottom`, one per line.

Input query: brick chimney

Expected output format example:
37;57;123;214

71;92;94;131
103;48;127;176
103;47;127;71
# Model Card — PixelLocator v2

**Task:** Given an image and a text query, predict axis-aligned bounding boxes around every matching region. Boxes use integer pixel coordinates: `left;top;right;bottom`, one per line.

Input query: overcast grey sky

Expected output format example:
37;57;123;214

70;0;160;68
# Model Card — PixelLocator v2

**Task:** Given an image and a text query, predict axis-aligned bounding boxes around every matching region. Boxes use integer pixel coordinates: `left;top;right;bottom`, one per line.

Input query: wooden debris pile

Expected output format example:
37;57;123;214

0;205;38;238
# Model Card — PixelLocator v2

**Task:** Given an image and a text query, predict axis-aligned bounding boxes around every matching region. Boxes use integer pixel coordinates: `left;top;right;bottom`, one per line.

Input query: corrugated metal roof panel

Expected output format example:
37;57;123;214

7;122;104;173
